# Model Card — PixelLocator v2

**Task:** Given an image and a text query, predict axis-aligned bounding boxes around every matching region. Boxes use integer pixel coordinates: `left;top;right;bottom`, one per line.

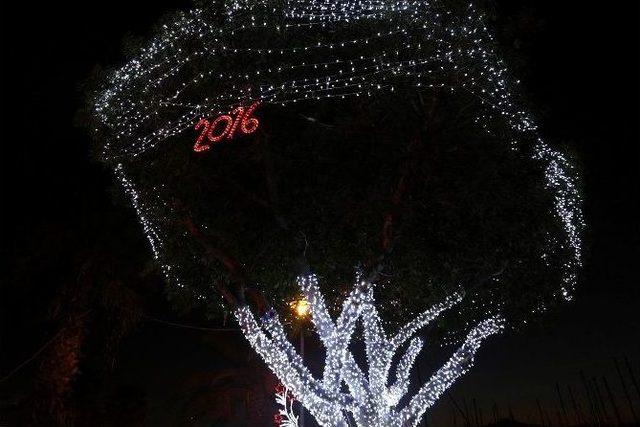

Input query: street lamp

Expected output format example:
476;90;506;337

290;298;310;319
290;297;309;427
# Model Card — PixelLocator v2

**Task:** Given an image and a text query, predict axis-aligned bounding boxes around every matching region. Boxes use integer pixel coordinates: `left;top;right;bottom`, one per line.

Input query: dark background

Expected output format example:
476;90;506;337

2;1;639;425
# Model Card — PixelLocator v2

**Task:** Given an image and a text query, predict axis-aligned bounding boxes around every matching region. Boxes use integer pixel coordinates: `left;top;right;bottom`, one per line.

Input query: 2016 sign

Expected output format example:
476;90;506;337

193;101;260;152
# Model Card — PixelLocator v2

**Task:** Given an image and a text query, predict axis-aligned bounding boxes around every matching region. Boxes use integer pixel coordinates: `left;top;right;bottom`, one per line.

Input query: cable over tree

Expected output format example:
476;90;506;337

87;0;584;425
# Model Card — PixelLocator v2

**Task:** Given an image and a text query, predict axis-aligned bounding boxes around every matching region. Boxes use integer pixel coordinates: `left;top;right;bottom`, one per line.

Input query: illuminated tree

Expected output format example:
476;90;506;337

239;274;502;426
89;0;584;425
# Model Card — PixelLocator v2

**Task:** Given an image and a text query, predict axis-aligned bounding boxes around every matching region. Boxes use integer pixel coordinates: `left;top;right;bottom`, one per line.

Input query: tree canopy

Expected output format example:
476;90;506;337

89;0;583;333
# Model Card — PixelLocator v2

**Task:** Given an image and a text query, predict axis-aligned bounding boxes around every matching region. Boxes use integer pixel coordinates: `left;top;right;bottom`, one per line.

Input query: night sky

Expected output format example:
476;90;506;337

2;1;639;426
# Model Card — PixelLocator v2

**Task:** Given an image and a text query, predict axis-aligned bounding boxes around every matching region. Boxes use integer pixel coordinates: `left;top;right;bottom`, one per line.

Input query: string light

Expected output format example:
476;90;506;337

113;163;208;302
275;383;299;426
236;273;503;426
193;101;260;152
93;0;583;308
93;1;585;424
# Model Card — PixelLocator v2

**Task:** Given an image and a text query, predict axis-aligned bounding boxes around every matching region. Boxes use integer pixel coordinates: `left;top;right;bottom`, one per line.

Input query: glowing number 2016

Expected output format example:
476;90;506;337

193;101;260;152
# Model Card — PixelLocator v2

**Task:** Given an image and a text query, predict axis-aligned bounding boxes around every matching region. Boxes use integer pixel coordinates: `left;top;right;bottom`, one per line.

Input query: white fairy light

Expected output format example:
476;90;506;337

114;163;207;301
275;384;300;426
236;273;503;426
94;1;584;424
94;0;583;305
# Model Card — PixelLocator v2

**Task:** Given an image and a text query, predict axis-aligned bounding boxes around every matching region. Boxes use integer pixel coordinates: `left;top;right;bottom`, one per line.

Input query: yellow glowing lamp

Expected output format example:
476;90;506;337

290;298;310;319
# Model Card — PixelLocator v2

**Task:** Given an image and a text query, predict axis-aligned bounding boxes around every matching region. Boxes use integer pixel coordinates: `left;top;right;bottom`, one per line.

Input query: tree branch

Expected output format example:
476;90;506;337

180;205;268;312
367;95;439;282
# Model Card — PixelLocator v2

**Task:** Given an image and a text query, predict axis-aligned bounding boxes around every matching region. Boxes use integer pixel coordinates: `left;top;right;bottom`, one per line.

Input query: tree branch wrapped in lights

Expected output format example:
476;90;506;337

238;273;502;426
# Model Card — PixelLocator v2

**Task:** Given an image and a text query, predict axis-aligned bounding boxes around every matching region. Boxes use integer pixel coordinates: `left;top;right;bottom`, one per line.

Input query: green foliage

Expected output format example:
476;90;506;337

121;86;569;328
89;0;581;332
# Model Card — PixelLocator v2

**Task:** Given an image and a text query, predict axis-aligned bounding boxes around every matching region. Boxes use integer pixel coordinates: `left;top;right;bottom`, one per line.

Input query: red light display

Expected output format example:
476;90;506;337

193;101;260;152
